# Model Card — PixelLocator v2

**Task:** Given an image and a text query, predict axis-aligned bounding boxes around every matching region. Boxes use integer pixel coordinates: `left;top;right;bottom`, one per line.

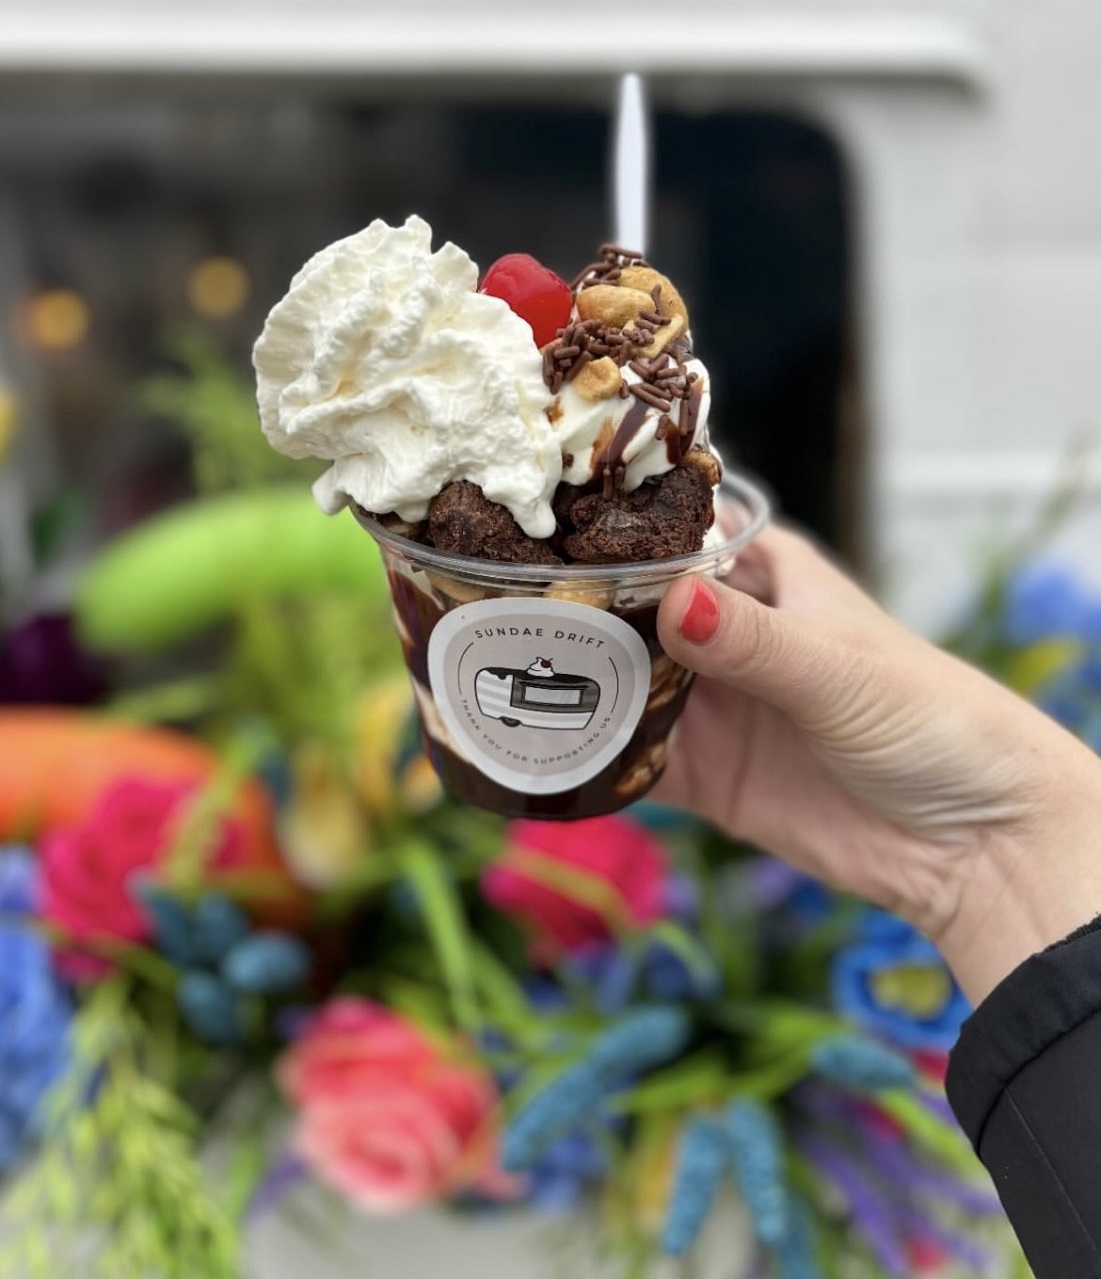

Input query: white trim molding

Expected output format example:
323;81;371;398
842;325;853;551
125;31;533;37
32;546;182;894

0;5;990;82
881;448;1101;505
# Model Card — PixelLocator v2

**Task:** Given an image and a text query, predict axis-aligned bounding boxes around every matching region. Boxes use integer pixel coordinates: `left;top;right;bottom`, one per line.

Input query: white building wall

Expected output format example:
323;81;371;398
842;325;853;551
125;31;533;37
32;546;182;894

812;1;1101;626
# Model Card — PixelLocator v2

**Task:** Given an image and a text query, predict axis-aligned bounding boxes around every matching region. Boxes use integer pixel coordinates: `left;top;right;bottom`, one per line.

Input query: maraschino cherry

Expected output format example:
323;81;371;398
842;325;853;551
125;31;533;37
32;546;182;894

480;253;572;348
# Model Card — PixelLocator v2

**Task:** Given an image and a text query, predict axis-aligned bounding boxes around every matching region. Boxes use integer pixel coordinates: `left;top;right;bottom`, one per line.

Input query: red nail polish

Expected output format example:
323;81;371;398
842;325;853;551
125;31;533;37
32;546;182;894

678;580;720;644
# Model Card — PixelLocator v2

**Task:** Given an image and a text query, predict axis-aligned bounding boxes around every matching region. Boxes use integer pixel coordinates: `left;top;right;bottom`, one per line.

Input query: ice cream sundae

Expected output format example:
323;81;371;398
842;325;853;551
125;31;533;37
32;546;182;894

254;216;766;818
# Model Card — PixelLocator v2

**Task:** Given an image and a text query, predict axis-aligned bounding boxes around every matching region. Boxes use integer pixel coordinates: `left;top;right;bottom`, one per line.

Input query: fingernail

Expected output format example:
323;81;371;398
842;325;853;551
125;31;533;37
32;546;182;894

678;579;720;644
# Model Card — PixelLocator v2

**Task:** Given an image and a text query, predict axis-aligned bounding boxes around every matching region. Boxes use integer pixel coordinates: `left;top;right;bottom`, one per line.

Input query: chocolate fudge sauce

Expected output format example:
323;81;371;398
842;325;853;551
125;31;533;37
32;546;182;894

387;570;692;820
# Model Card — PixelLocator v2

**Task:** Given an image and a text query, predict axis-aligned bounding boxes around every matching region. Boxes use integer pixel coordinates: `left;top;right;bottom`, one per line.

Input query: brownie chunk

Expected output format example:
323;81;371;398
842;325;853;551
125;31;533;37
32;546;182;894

427;481;563;566
560;459;716;563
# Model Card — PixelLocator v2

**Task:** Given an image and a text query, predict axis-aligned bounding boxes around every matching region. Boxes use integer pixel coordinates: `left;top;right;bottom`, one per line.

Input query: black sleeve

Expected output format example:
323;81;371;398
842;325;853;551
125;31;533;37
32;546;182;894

946;915;1101;1277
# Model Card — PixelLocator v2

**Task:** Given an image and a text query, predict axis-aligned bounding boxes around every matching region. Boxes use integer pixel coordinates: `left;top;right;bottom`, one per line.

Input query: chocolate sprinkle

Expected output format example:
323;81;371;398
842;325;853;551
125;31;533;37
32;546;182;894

570;243;650;292
564;350;593;381
629;383;673;412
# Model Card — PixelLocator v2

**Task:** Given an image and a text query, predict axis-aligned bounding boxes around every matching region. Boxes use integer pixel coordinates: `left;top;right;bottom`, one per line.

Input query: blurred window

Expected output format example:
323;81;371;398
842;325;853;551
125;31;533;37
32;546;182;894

0;89;855;550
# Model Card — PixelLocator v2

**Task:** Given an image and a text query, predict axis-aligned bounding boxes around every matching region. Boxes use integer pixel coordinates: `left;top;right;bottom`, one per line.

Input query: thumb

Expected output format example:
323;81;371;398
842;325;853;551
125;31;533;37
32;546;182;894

657;575;865;727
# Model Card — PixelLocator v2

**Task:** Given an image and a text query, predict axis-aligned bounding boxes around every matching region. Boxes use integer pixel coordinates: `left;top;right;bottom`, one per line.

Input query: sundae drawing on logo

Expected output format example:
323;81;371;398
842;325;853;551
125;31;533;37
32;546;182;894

474;656;602;731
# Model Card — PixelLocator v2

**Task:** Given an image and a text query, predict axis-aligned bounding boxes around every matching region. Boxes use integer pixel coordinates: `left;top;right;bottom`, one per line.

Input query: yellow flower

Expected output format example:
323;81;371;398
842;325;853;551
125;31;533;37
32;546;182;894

1003;638;1083;696
0;387;16;462
398;755;444;814
353;677;417;818
870;963;954;1020
280;741;367;889
602;1113;679;1238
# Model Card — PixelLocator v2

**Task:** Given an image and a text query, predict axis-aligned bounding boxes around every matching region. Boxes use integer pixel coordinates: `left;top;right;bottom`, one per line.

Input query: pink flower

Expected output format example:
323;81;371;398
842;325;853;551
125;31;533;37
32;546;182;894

481;815;669;956
912;1049;950;1084
907;1237;949;1273
278;999;509;1213
40;776;245;980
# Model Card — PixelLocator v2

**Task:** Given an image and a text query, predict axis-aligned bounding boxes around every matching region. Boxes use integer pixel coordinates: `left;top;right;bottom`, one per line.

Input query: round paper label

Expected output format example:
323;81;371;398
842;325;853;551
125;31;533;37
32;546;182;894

426;597;652;795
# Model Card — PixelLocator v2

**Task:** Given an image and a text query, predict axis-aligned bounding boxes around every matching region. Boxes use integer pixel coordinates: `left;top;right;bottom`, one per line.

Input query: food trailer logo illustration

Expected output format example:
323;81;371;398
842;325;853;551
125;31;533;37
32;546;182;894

474;656;601;731
427;598;651;795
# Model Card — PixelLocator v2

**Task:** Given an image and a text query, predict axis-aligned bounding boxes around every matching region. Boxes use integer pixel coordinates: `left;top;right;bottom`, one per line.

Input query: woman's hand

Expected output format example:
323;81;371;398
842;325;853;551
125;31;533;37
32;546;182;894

655;524;1101;1002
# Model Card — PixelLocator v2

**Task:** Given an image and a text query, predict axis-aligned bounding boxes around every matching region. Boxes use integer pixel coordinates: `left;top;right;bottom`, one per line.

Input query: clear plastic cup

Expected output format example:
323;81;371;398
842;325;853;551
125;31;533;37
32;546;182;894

355;473;770;820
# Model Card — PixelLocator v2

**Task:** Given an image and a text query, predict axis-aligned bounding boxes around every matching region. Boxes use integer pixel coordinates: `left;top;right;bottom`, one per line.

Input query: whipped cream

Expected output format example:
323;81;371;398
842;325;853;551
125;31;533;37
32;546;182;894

254;215;562;539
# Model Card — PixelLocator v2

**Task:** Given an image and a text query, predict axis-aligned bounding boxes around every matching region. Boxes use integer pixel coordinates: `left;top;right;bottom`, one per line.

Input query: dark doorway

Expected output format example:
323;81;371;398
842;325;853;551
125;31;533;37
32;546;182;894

0;87;856;553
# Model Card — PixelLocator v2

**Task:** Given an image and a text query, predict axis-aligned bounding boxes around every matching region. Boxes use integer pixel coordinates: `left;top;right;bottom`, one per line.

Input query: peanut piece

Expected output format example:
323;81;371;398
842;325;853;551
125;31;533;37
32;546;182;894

372;511;426;540
614;741;669;798
426;572;488;605
572;356;622;402
544;579;614;610
637;313;686;358
617;266;690;327
647;656;691;712
576;284;655;329
681;447;722;487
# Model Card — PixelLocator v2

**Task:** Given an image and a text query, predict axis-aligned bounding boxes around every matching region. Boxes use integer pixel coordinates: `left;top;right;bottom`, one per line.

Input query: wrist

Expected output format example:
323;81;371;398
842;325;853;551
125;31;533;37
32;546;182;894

934;742;1101;1005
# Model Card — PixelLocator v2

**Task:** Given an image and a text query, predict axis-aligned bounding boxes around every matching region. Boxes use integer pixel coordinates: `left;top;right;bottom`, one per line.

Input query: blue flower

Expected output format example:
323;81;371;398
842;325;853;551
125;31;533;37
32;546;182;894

564;936;720;1008
133;882;199;967
743;857;832;929
1036;670;1094;730
662;873;701;924
744;857;809;912
136;886;303;1042
661;1117;727;1256
725;1099;788;1247
191;894;250;965
176;971;244;1047
831;911;969;1051
810;1034;916;1092
1003;563;1101;645
627;800;702;837
0;847;38;914
1082;709;1101;753
561;944;638;1016
525;1128;609;1214
222;931;310;994
771;1191;823;1279
502;1058;608;1171
642;939;721;1002
1081;650;1101;691
586;1006;691;1074
0;849;73;1169
137;887;251;969
503;1007;691;1171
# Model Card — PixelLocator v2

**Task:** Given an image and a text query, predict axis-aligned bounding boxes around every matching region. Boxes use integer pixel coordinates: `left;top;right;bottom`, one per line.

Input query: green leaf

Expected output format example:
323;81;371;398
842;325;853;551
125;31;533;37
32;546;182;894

698;861;760;998
106;674;226;725
1;976;239;1279
875;1089;982;1178
374;975;452;1033
642;920;717;985
712;998;843;1050
467;942;542;1041
612;1048;729;1114
498;850;635;933
30;489;89;569
313;854;399;921
223;1127;272;1223
160;731;266;890
400;840;480;1029
728;1051;814;1102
